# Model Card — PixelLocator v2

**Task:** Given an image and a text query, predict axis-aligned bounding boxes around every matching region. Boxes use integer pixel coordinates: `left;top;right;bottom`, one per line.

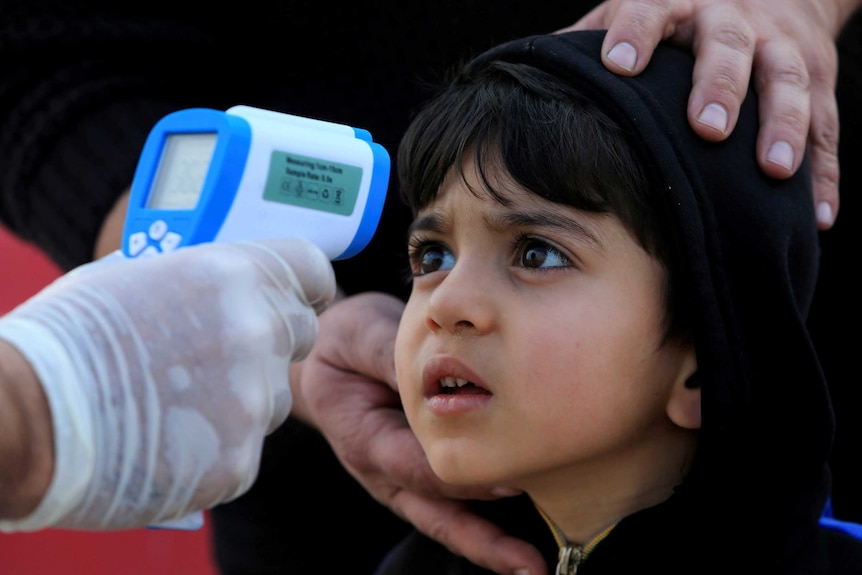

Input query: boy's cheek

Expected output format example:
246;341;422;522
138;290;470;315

393;317;418;394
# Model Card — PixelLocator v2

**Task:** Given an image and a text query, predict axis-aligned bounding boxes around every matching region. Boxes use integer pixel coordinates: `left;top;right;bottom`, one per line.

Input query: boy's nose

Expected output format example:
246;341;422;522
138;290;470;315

424;262;497;336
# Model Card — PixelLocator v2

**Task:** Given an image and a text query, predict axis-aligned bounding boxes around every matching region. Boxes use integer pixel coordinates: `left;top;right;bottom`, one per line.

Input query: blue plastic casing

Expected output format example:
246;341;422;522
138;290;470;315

340;126;389;259
123;108;252;257
123;105;389;261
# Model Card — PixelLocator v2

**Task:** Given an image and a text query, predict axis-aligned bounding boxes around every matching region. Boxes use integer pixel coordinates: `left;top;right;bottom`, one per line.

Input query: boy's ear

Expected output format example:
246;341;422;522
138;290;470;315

666;346;700;430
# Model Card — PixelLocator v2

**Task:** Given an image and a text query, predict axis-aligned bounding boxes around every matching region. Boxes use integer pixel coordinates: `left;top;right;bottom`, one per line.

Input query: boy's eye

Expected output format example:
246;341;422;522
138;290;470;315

519;238;570;269
413;243;455;275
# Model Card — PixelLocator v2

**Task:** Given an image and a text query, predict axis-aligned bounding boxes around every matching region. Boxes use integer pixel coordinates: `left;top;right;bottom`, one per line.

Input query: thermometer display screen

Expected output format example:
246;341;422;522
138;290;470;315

146;133;218;210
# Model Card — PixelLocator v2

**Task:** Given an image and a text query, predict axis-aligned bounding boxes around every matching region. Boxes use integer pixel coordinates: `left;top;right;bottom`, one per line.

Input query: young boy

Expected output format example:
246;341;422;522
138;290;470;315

378;31;862;574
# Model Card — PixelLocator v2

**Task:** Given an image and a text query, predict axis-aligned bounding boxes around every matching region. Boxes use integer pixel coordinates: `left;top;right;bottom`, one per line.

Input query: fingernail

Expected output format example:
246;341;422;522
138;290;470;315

817;202;834;228
514;569;531;575
697;103;728;134
491;486;523;497
766;141;794;171
606;42;637;72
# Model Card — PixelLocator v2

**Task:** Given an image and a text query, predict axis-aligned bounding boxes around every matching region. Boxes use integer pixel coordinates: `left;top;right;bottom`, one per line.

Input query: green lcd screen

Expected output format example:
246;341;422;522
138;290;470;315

263;151;362;216
147;132;218;210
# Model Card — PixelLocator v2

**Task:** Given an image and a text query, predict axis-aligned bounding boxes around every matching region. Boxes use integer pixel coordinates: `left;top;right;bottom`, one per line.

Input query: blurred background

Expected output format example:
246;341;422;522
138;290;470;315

0;224;218;575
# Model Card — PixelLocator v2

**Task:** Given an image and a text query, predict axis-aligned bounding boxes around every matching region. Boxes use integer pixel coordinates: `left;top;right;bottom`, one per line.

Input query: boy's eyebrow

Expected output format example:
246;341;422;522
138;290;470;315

408;213;447;237
498;210;603;248
408;208;604;248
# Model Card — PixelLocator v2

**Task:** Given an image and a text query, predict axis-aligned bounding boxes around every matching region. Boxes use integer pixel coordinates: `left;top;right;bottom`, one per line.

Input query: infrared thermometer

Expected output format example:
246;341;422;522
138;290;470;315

123;105;389;530
123;105;389;260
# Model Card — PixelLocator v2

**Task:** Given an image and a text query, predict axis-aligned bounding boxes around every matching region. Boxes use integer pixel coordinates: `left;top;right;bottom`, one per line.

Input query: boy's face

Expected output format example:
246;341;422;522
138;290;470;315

396;161;699;499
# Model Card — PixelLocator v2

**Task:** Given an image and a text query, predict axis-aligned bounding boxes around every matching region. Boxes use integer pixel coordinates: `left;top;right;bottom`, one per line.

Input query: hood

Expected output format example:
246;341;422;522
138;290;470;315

469;30;833;560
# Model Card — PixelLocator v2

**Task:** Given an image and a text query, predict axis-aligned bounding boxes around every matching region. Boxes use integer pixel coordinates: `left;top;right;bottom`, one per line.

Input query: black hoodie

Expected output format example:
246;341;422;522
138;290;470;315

374;30;862;575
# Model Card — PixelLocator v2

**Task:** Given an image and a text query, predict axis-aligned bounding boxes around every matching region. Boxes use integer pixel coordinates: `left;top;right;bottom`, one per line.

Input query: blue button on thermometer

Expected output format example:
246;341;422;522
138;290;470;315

124;105;389;530
123;104;389;260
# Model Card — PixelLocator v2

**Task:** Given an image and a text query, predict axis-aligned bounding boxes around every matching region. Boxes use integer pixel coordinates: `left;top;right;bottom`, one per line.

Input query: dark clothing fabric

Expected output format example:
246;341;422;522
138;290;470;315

377;494;862;574
375;29;862;575
813;7;862;525
0;3;859;575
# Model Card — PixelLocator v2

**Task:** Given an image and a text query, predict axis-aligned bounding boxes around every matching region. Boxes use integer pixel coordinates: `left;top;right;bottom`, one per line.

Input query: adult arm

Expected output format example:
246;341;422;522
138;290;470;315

0;340;54;520
562;0;862;230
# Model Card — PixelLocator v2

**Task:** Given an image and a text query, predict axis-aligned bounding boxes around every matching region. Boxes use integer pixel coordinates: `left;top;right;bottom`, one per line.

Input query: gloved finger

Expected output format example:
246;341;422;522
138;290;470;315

227;237;337;315
216;238;336;363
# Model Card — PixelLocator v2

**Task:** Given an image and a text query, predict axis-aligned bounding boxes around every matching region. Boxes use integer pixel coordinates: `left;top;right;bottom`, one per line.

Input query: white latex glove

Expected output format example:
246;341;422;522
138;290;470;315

0;238;335;531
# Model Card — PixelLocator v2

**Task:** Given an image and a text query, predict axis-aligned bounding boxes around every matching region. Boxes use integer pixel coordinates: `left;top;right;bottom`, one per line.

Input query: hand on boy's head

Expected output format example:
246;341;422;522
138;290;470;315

562;0;848;230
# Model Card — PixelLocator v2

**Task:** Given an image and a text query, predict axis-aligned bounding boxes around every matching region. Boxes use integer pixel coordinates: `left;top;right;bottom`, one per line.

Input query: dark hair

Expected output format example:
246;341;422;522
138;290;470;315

397;59;688;342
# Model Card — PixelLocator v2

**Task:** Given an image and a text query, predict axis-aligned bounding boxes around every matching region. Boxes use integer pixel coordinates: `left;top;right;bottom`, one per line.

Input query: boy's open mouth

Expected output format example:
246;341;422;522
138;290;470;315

439;377;490;395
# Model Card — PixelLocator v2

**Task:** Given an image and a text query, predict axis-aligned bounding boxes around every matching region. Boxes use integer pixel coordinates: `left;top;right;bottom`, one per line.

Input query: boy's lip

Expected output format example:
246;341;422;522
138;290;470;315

422;355;491;397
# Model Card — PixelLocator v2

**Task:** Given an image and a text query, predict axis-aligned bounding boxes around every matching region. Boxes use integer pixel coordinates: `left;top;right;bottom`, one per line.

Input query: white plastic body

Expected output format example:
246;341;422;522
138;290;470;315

215;106;377;257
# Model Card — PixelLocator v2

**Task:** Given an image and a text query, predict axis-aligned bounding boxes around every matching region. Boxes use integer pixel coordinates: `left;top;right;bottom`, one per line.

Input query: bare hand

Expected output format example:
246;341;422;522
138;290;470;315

291;292;546;575
561;0;857;230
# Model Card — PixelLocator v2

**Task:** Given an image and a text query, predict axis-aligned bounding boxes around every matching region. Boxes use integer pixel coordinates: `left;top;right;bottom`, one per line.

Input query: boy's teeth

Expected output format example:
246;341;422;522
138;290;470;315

441;377;469;388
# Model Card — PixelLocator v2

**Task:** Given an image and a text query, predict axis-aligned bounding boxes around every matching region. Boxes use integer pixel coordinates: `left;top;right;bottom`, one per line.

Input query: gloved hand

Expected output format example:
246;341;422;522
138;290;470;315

0;238;335;531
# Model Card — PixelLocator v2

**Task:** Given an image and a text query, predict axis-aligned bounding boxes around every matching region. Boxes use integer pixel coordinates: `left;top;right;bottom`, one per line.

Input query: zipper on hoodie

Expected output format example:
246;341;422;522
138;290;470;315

555;545;584;575
534;503;617;575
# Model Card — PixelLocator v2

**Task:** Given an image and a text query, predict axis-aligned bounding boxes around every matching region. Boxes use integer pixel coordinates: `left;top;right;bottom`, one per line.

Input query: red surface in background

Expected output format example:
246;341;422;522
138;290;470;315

0;225;218;575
